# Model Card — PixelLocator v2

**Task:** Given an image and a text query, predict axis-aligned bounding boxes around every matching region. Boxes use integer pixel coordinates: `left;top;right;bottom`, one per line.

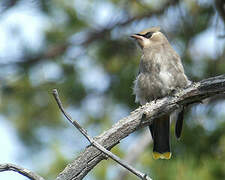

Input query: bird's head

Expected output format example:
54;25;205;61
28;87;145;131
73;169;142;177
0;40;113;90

131;27;166;49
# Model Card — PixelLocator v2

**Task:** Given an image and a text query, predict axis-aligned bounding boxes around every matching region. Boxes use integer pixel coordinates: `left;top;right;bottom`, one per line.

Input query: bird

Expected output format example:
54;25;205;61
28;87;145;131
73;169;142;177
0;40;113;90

131;27;190;160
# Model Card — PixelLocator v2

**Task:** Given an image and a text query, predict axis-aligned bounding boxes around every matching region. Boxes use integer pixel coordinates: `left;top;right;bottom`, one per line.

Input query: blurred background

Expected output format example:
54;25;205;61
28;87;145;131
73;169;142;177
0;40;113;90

0;0;225;179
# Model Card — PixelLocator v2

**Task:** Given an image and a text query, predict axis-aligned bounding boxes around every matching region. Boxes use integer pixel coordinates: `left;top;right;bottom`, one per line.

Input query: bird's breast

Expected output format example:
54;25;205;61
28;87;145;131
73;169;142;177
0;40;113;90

134;45;189;104
134;60;176;102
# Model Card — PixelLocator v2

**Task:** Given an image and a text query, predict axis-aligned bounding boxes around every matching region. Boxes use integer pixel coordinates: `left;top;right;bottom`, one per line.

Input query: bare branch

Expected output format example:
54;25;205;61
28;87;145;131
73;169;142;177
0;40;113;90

0;163;45;180
55;74;225;180
117;130;152;180
52;89;152;180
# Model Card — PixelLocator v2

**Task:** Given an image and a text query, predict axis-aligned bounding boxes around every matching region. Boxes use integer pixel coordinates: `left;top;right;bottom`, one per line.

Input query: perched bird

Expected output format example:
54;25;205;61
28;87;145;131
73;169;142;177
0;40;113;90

131;27;190;159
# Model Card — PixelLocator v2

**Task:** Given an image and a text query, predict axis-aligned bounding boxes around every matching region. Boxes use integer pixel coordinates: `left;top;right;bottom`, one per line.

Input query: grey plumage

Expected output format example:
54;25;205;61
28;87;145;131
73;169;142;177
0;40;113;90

131;27;190;159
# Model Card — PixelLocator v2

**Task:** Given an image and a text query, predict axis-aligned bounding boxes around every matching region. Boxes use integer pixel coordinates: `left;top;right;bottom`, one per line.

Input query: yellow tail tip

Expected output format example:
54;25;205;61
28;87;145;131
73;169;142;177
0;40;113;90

152;152;171;160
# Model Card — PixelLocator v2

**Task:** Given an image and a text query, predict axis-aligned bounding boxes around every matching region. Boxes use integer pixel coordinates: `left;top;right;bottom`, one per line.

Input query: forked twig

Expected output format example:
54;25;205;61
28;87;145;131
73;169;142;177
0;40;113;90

52;89;152;180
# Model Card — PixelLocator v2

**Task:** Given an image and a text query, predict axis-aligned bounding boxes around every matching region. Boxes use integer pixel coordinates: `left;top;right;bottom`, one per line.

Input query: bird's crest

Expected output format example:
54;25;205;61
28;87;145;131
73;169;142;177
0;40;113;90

138;26;161;35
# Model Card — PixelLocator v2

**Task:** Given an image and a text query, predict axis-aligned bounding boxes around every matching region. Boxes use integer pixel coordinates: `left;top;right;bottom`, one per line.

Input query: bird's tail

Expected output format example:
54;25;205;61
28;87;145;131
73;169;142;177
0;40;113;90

175;107;184;139
149;115;171;160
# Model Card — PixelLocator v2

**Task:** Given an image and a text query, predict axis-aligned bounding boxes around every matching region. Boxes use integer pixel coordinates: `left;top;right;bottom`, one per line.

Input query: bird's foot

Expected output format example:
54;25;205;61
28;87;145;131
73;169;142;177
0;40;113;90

153;97;160;103
169;87;183;98
141;112;147;122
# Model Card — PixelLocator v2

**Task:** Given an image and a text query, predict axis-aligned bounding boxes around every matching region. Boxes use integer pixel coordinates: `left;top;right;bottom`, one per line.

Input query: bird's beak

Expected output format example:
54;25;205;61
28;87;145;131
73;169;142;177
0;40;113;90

130;34;146;49
130;34;143;40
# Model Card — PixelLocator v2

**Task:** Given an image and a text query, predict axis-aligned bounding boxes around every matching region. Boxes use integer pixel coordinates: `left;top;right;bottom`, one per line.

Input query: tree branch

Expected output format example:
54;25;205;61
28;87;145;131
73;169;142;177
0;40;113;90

0;0;179;67
0;163;45;180
81;0;179;46
52;89;152;180
55;74;225;180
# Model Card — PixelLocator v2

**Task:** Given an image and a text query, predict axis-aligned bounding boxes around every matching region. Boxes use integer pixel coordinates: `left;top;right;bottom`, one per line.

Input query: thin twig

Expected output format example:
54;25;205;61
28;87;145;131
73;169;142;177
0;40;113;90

0;163;45;180
52;89;152;180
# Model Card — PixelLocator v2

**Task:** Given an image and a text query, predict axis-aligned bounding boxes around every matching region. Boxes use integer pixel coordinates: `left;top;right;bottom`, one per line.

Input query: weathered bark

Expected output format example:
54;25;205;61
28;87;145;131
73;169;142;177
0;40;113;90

56;75;225;180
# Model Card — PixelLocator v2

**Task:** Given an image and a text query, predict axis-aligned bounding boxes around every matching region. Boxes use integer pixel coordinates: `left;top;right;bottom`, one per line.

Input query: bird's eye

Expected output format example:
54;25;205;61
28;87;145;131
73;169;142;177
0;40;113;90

144;32;153;39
